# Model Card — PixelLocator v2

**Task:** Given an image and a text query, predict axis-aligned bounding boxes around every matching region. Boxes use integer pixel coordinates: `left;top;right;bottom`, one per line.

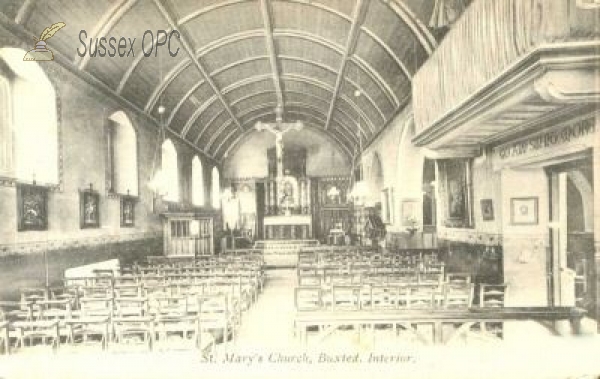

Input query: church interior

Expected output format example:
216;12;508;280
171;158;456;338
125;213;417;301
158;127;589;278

0;0;599;378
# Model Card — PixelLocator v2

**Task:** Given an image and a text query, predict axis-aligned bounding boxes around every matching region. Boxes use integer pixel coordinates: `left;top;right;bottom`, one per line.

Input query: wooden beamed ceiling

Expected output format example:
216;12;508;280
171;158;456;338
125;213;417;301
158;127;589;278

5;0;447;161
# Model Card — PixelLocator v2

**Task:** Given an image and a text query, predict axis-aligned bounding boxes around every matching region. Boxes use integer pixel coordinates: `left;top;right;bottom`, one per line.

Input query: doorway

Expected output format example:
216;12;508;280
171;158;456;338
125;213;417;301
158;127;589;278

547;156;595;316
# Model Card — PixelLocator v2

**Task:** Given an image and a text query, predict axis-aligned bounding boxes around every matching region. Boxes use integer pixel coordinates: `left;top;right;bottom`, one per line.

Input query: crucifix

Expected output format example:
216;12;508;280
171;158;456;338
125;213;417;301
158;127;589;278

255;105;304;179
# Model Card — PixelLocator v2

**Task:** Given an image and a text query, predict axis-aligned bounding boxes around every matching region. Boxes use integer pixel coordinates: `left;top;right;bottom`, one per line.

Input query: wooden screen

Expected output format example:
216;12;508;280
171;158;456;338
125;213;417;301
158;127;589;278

163;213;214;257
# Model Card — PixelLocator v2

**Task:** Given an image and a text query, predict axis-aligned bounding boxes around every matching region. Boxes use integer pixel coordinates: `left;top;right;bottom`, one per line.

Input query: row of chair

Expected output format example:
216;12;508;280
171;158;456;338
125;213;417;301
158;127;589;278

0;291;235;353
295;282;508;312
1;252;266;355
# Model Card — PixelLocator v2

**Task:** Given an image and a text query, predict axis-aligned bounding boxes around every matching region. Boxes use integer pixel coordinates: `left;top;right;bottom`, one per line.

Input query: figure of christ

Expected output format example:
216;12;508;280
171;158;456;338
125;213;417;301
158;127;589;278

255;105;303;180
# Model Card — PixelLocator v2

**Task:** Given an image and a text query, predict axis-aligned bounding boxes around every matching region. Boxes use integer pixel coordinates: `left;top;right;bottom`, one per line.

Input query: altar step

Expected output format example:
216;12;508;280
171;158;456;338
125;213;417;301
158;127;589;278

254;239;319;268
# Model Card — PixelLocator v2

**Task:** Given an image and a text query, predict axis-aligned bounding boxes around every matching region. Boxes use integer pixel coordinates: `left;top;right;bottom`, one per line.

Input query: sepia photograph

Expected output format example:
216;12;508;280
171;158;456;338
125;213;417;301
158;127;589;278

0;0;599;378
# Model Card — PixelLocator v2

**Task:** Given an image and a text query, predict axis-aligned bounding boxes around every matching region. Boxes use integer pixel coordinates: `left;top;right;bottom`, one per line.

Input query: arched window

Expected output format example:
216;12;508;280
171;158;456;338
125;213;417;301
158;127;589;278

192;156;204;206
0;48;58;185
211;166;220;209
161;139;179;202
108;111;138;195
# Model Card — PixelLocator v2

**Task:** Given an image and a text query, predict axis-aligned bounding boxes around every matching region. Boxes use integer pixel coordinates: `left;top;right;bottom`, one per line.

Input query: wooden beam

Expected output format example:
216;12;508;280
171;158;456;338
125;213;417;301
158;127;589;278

152;0;244;132
15;0;36;25
259;0;284;107
383;0;437;54
324;0;370;131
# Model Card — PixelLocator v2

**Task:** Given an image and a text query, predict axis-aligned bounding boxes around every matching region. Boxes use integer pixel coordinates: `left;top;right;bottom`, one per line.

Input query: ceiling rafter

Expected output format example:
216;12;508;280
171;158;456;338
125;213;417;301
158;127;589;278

324;0;370;131
117;30;170;94
181;95;218;138
75;0;138;69
168;80;205;125
230;89;277;107
119;30;263;96
14;0;36;24
278;54;387;122
147;54;269;115
230;91;331;119
213;127;241;158
259;0;284;108
352;54;399;107
177;0;248;24
274;29;396;107
194;108;228;145
282;73;375;135
206;119;235;150
163;71;373;145
143;29;395;131
360;27;411;80
383;0;437;54
187;74;276;141
152;0;243;132
171;0;415;92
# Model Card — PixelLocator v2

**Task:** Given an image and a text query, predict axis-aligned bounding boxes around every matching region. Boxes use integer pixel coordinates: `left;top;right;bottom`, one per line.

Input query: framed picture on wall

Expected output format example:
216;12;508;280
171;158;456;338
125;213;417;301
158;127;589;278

120;196;136;227
80;188;100;229
400;198;419;227
510;197;538;225
445;160;468;220
17;184;48;231
480;199;494;221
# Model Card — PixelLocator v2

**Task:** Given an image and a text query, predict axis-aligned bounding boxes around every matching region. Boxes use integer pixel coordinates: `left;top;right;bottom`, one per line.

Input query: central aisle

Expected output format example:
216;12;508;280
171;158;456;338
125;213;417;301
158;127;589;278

234;268;299;350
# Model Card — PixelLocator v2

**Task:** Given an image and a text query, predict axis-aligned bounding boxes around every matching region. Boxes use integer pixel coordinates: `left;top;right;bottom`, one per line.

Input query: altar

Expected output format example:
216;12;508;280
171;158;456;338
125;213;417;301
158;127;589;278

264;214;312;240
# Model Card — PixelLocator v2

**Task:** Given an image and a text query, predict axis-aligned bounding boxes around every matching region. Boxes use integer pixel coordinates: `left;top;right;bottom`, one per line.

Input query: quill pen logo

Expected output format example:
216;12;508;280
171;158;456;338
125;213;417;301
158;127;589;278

23;22;66;61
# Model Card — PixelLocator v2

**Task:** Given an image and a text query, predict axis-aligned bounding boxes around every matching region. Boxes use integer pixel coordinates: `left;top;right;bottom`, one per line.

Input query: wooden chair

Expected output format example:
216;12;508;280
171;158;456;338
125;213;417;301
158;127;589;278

112;297;154;350
471;283;509;340
113;283;143;298
197;294;233;347
65;296;112;350
149;295;198;350
11;318;61;352
295;287;322;311
370;285;401;310
480;283;508;308
298;275;321;287
405;285;436;309
442;283;474;309
446;273;472;284
81;285;113;299
418;272;443;287
331;285;361;311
